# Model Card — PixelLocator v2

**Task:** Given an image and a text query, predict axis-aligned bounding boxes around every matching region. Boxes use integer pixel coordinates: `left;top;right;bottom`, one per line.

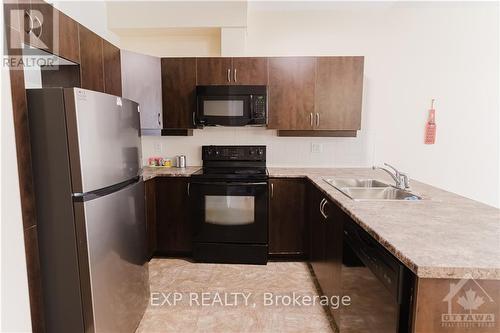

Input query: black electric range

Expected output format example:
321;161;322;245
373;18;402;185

189;145;269;264
191;167;268;181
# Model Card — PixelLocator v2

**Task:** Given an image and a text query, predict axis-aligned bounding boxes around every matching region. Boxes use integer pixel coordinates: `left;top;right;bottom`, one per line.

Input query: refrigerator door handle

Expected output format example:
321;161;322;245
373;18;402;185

73;176;141;202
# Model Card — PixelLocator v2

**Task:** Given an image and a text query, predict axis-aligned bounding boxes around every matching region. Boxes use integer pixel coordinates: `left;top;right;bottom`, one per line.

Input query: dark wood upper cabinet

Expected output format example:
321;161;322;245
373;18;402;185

26;0;54;53
57;11;80;63
197;57;267;85
268;178;306;257
160;56;363;134
161;58;197;128
315;56;364;130
155;178;192;254
268;57;316;130
12;1;79;63
78;24;104;92
196;57;233;85
231;57;268;85
102;39;122;96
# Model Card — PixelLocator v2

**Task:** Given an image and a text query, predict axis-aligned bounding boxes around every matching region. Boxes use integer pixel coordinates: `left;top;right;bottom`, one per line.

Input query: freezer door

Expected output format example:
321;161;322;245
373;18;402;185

80;179;149;333
66;88;142;193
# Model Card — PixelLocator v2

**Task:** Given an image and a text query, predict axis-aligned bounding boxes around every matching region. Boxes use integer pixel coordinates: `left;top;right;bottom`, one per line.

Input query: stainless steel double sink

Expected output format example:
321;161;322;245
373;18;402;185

323;178;422;201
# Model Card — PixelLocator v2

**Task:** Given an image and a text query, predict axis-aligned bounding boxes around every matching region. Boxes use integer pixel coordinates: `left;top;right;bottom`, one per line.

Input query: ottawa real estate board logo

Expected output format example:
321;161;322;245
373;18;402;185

441;278;496;329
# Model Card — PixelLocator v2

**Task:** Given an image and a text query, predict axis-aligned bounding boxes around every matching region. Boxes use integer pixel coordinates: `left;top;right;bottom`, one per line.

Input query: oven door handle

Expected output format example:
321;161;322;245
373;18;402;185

189;181;268;186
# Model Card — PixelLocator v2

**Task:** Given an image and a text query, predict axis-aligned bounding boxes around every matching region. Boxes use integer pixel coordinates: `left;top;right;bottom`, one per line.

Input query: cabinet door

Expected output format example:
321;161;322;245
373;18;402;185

156;178;192;254
323;198;344;321
309;184;327;281
26;0;54;53
145;180;157;259
196;57;232;85
78;24;104;92
58;11;80;63
161;58;196;128
103;39;122;96
315;57;364;130
122;51;162;129
268;57;316;130
269;178;306;257
231;57;268;85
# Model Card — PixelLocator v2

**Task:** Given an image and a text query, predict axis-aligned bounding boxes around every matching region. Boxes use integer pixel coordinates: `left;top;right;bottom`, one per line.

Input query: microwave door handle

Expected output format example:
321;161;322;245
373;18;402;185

250;95;254;118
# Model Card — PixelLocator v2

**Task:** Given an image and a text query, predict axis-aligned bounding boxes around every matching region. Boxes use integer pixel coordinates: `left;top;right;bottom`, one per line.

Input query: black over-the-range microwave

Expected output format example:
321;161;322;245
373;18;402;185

195;85;267;127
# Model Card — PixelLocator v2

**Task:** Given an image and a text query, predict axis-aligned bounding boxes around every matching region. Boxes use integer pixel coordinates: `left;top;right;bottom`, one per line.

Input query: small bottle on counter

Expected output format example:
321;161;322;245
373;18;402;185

163;158;173;167
148;157;158;166
147;156;174;167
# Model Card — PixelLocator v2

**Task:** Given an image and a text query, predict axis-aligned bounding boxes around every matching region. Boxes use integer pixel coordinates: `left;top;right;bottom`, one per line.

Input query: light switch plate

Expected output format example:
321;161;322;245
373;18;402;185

311;143;323;153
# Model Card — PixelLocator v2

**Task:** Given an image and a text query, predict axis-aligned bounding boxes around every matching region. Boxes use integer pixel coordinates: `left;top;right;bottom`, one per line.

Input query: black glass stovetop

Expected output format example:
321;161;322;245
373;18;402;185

191;167;268;181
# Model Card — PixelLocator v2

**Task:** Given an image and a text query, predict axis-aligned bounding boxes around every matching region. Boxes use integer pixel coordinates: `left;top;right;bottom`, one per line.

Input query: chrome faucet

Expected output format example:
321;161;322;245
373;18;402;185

372;163;410;189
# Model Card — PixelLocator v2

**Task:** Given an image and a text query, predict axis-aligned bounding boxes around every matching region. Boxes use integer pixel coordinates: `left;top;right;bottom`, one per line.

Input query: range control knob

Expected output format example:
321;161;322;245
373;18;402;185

258;149;264;155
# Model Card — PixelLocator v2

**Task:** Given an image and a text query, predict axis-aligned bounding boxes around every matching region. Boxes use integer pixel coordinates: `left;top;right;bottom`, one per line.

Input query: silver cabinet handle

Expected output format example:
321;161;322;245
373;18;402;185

316;113;320;127
234;68;237;82
227;68;231;82
192;112;196;126
310;113;313;127
187;182;190;196
319;198;325;213
320;198;328;219
271;183;274;198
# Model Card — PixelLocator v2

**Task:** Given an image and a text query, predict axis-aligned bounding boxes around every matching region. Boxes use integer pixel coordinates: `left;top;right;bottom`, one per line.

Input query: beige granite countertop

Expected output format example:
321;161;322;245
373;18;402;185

269;167;500;280
143;166;500;280
142;166;201;181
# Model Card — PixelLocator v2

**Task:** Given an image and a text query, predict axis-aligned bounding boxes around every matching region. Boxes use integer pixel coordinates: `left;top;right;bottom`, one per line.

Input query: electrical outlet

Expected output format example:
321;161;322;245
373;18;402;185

154;143;162;154
311;143;323;153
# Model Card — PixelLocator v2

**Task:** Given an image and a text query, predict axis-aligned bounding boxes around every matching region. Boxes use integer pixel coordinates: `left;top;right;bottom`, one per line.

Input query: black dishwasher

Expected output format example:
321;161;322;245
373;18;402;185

340;219;415;333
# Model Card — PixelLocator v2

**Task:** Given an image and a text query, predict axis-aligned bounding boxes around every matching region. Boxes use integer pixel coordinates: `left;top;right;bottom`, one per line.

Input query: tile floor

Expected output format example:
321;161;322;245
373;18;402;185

136;259;334;333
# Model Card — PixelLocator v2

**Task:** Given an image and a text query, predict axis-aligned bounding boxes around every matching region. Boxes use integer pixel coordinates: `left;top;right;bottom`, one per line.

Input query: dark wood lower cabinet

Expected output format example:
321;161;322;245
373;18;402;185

322;195;344;323
268;178;306;258
145;180;157;258
308;182;328;281
155;177;192;255
308;183;343;320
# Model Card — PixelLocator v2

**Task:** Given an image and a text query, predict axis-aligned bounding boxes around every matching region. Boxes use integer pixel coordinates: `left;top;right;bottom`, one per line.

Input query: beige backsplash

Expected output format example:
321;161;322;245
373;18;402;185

141;127;375;168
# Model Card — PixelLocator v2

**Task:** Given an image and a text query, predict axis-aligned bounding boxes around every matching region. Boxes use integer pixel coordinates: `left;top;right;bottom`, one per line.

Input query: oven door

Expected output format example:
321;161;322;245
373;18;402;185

196;95;251;126
190;181;268;244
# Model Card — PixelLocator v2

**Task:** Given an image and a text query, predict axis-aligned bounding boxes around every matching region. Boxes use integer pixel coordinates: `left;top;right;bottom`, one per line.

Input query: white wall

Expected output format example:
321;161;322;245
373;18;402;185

107;1;247;29
1;5;33;328
118;28;221;57
51;0;120;44
143;1;499;207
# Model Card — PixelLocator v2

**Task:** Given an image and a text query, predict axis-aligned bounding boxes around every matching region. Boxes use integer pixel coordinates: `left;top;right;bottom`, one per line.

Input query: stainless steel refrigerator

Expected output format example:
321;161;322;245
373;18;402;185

27;88;149;333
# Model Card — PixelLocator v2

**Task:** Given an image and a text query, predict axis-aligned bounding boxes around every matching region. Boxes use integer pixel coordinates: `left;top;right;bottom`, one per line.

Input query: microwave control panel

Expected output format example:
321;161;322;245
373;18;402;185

252;95;266;120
